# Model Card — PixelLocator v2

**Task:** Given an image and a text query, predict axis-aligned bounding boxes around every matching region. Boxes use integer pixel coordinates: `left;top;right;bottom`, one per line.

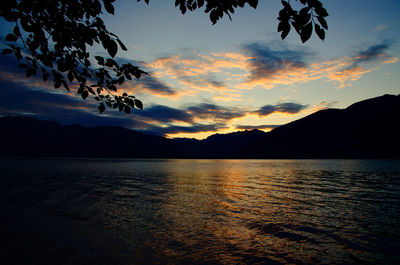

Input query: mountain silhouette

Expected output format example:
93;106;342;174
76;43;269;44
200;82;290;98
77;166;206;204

0;117;173;157
246;94;400;158
1;94;399;158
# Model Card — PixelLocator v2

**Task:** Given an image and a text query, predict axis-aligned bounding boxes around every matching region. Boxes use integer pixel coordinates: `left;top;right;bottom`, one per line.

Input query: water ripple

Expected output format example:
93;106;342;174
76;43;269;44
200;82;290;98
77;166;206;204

1;159;399;264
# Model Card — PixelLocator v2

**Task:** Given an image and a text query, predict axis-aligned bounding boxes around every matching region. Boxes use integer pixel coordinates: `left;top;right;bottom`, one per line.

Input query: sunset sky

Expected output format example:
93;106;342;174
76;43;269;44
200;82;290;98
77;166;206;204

1;0;399;139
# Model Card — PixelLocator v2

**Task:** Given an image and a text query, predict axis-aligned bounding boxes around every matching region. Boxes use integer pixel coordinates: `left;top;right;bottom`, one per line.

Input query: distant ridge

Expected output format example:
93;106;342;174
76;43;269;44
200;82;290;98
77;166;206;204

1;94;399;158
247;94;400;158
0;116;172;157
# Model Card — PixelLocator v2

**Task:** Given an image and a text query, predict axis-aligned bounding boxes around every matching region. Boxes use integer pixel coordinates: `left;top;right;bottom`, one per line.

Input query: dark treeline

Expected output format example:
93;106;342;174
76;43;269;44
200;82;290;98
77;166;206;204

1;94;399;159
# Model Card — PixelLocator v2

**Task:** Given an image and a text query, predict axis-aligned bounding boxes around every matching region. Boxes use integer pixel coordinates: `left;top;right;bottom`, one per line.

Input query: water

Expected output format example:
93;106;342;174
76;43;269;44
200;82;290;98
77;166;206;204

0;159;399;264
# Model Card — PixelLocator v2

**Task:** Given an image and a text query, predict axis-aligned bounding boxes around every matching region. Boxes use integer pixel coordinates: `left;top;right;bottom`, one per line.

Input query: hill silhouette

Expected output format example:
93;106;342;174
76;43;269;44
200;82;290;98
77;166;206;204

247;94;400;158
0;117;172;157
1;94;399;158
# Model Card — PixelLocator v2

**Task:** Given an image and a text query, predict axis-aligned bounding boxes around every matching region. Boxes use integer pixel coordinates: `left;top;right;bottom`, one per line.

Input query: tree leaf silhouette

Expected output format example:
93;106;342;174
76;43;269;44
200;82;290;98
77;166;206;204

301;22;313;43
0;0;328;114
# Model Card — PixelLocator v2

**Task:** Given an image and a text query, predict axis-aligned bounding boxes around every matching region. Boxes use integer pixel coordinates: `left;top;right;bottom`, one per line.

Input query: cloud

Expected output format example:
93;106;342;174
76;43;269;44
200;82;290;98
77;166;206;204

327;66;373;88
133;104;193;123
0;64;248;136
0;54;181;102
235;124;281;130
129;75;177;97
91;57;181;99
131;102;248;127
234;41;398;90
0;77;144;128
137;101;308;136
328;41;398;87
373;24;388;32
239;43;312;89
313;101;339;111
144;123;228;136
351;42;392;66
144;51;249;101
3;38;395;138
127;102;250;136
186;103;247;122
255;102;308;117
143;41;398;97
178;75;229;92
0;52;241;136
0;65;313;138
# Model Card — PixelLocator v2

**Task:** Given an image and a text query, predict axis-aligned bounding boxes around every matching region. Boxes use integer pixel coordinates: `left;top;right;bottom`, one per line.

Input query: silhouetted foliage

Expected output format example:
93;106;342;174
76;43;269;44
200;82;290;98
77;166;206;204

175;0;328;43
0;0;327;113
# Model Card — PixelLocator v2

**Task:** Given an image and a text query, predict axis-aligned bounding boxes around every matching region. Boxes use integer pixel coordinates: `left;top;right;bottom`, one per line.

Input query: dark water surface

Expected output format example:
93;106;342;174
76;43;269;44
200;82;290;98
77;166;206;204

1;159;399;264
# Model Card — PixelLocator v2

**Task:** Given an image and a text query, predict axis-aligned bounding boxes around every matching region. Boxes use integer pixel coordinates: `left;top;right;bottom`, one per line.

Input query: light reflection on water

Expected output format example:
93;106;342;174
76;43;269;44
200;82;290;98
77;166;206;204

0;159;400;264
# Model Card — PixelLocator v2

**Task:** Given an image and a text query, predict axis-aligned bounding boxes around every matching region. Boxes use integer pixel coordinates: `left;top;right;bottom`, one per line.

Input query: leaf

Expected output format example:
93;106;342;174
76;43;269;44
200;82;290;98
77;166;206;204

281;0;289;8
132;69;141;79
108;84;117;91
5;34;17;42
87;86;95;95
317;16;328;30
105;58;117;67
315;24;325;40
93;0;102;13
42;73;49;81
300;22;312;43
54;80;61;88
101;36;109;50
118;75;125;84
291;21;301;34
125;73;132;80
248;0;258;9
124;106;131;114
314;7;328;17
95;56;105;65
67;71;74;82
82;90;89;99
116;39;127;51
181;5;187;14
15;47;22;59
299;7;311;16
134;99;143;109
104;1;115;15
62;80;70;91
99;103;105;113
2;48;13;55
127;98;135;107
279;22;290;40
13;26;20;36
26;68;32;77
107;39;118;58
277;21;284;32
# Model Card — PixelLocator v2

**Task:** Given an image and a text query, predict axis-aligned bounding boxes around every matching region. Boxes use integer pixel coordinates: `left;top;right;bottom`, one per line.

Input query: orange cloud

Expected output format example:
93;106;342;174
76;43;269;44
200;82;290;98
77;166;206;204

327;67;373;88
373;24;388;32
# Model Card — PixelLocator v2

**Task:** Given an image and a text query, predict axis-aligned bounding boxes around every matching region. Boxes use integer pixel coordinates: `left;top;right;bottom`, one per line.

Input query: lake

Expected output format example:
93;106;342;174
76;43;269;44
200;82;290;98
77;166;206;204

0;159;399;264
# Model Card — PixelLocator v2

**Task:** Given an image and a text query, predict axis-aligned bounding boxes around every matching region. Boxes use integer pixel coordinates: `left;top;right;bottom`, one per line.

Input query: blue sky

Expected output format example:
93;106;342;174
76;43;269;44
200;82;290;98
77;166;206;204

1;0;399;139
